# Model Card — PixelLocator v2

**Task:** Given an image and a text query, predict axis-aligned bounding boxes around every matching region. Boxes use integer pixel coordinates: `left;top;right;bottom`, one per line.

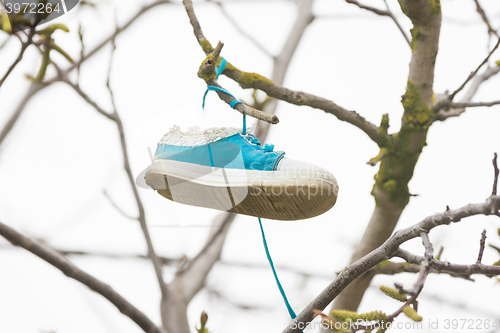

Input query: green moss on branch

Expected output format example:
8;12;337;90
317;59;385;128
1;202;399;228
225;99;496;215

410;26;420;53
372;81;433;206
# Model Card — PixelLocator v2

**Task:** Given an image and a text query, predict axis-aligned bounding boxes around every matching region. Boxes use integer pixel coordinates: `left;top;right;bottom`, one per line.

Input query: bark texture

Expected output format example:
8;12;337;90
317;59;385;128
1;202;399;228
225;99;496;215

330;0;442;314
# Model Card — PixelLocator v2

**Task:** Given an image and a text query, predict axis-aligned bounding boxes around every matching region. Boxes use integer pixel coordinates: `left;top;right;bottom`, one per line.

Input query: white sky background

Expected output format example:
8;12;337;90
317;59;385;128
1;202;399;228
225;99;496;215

0;0;500;332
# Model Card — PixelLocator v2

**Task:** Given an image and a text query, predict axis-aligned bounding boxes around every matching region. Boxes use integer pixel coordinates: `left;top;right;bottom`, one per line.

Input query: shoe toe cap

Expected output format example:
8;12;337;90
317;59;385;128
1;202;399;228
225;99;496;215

276;158;339;187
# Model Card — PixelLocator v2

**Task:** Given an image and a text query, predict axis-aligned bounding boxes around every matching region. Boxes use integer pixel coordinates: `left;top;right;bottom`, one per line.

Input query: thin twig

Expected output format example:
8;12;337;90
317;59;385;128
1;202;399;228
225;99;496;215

0;29;35;88
173;213;235;301
208;77;279;124
58;41;168;296
282;195;500;333
345;0;388;16
383;0;411;47
436;246;444;260
210;0;273;57
103;190;137;221
446;100;500;108
473;0;498;37
448;37;500;101
182;0;385;145
104;31;168;296
68;0;173;72
345;0;411;47
1;0;175;149
476;229;487;264
434;66;500;119
386;232;433;321
0;221;164;333
77;24;84;85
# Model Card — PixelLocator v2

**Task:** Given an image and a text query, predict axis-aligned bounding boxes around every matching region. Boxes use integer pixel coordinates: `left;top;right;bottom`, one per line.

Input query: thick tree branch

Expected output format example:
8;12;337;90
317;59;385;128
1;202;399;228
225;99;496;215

182;0;384;145
434;66;500;120
283;195;500;333
0;221;164;333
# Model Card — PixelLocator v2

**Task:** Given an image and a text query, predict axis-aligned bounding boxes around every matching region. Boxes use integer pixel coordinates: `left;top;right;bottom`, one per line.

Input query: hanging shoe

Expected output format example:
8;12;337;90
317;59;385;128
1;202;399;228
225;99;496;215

145;126;339;221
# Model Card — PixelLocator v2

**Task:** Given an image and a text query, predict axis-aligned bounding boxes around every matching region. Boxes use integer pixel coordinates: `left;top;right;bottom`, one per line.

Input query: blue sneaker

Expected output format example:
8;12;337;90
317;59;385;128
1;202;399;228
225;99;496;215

145;126;339;220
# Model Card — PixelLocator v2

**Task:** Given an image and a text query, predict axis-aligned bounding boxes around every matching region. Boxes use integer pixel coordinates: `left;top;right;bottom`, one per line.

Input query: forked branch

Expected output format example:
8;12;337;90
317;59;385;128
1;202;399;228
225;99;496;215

282;194;500;333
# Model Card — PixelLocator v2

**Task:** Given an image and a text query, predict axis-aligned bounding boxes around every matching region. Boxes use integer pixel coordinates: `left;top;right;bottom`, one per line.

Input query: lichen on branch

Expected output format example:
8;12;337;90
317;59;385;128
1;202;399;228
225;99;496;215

372;81;434;206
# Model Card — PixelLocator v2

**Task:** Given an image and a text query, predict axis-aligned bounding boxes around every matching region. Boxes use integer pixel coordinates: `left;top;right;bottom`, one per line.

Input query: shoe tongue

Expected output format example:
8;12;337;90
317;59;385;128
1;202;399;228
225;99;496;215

160;126;244;146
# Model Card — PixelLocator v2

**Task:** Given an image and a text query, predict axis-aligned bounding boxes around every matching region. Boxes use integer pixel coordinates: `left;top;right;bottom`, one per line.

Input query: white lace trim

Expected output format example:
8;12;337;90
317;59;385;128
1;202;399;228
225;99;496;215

159;125;253;146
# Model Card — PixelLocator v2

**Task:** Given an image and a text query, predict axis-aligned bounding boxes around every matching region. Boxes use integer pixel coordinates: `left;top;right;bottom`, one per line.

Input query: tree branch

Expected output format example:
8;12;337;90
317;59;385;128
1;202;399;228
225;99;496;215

0;82;49;148
182;0;384;145
57;49;169;298
0;0;174;149
434;66;500;120
282;195;500;333
103;190;137;221
473;0;498;37
345;0;388;16
445;100;500;108
210;0;273;58
0;221;164;333
447;36;500;101
330;0;442;315
396;247;500;278
174;213;235;301
105;39;168;297
197;41;279;124
0;29;35;88
476;229;487;264
207;76;280;124
492;152;499;196
254;0;314;141
68;0;173;72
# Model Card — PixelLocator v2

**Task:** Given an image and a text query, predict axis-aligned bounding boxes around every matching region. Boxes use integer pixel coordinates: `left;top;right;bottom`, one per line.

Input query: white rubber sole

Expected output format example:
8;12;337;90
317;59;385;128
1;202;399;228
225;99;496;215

145;159;339;221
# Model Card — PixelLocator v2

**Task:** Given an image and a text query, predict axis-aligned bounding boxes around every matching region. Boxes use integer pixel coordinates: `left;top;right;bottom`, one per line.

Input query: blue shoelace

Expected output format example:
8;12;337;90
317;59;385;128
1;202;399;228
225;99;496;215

203;58;296;322
202;57;246;135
